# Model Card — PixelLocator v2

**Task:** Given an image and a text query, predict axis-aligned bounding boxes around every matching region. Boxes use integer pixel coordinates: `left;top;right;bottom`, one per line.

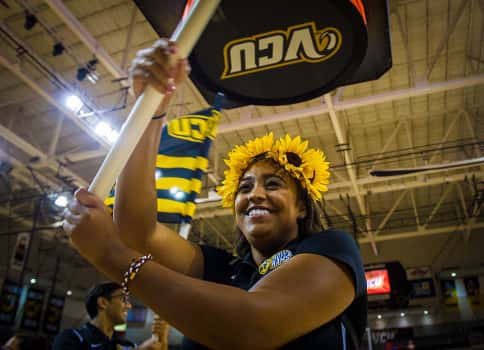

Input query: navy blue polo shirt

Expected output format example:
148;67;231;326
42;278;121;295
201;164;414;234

53;323;136;350
182;229;367;349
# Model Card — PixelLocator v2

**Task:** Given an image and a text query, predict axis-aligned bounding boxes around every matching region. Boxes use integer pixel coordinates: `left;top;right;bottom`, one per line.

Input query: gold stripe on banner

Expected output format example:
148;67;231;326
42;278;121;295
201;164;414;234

156;177;202;194
156;199;196;216
156;155;208;171
105;197;115;206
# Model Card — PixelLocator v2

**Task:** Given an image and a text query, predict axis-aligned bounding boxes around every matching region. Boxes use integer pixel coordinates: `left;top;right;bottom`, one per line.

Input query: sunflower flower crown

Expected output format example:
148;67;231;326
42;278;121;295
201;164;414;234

217;133;330;208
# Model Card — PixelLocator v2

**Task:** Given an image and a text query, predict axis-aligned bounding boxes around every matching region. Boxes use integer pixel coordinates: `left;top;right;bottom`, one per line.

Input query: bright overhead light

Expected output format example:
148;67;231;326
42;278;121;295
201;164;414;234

424;310;429;315
169;187;186;201
174;191;186;201
400;312;405;317
66;290;72;296
54;195;68;208
65;94;84;112
95;121;111;137
451;272;456;277
377;315;382;319
87;72;99;85
107;129;119;144
30;278;37;284
169;187;180;196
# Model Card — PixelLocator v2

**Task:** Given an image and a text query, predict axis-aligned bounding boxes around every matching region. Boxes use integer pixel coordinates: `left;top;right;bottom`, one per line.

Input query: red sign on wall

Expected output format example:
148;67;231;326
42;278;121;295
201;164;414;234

366;269;391;295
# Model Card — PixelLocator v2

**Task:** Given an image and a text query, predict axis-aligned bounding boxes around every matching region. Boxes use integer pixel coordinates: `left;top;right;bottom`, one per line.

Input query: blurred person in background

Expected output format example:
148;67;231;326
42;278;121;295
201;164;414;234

52;282;162;349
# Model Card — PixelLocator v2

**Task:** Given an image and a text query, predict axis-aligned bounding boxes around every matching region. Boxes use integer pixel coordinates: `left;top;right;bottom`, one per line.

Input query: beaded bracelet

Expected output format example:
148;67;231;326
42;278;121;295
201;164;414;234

152;112;166;120
122;254;153;295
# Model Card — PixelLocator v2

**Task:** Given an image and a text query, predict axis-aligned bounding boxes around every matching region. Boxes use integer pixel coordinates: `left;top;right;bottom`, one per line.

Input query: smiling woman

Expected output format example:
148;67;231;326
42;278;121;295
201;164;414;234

219;133;330;259
234;160;304;259
63;39;368;350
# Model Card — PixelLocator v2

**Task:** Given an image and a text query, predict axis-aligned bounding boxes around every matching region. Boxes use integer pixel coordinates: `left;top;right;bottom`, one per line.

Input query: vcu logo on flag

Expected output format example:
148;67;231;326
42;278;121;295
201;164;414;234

221;22;342;80
167;115;218;143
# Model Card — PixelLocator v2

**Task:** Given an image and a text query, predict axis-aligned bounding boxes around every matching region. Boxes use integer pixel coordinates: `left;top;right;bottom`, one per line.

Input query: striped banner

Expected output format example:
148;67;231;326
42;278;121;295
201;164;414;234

105;96;222;223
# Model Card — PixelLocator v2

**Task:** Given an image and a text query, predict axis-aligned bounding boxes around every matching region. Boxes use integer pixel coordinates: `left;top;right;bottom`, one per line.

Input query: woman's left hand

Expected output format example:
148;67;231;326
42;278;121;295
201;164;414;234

63;188;122;265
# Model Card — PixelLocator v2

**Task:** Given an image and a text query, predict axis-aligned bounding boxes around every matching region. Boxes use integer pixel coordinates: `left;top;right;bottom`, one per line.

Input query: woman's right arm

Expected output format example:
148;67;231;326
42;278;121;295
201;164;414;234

114;39;204;278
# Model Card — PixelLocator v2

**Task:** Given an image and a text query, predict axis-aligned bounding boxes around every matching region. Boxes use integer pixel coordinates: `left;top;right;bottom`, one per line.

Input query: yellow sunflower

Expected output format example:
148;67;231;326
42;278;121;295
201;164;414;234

217;133;274;208
272;135;330;201
217;133;330;208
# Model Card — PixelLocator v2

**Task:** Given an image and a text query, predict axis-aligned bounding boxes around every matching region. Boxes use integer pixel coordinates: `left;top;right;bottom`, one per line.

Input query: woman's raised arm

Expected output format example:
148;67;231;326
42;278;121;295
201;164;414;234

113;39;203;277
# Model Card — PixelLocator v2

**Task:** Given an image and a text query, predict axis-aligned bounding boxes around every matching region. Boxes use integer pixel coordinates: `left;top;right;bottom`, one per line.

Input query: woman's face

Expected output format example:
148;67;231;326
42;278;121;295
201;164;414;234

234;160;305;256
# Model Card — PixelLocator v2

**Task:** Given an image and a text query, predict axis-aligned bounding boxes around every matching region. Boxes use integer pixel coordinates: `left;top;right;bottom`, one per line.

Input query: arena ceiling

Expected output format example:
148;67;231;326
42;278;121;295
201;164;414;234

0;0;483;297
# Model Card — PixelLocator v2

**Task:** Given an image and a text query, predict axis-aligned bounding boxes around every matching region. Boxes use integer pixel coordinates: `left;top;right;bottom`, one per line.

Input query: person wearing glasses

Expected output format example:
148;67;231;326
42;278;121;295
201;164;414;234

52;282;162;350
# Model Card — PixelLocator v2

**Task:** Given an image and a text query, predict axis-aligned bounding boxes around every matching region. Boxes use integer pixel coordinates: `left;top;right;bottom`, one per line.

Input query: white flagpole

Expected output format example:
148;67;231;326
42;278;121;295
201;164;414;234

88;0;221;199
179;223;192;240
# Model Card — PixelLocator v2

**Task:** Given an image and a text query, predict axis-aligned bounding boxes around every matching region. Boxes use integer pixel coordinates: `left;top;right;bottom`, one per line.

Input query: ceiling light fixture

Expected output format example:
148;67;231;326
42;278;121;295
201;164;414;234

87;72;99;84
169;187;186;201
65;94;84;113
107;129;119;144
52;42;65;56
54;195;68;208
174;191;186;201
24;11;38;31
95;121;111;137
87;58;98;70
76;67;88;82
76;58;99;84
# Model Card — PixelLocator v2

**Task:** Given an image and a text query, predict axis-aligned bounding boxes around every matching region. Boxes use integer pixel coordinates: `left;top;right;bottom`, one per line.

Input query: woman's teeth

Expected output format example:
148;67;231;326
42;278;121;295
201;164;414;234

248;208;270;217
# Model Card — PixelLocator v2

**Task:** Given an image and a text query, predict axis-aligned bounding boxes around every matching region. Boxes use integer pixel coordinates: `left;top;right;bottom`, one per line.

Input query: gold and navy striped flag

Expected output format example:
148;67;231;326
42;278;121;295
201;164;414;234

105;97;222;223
